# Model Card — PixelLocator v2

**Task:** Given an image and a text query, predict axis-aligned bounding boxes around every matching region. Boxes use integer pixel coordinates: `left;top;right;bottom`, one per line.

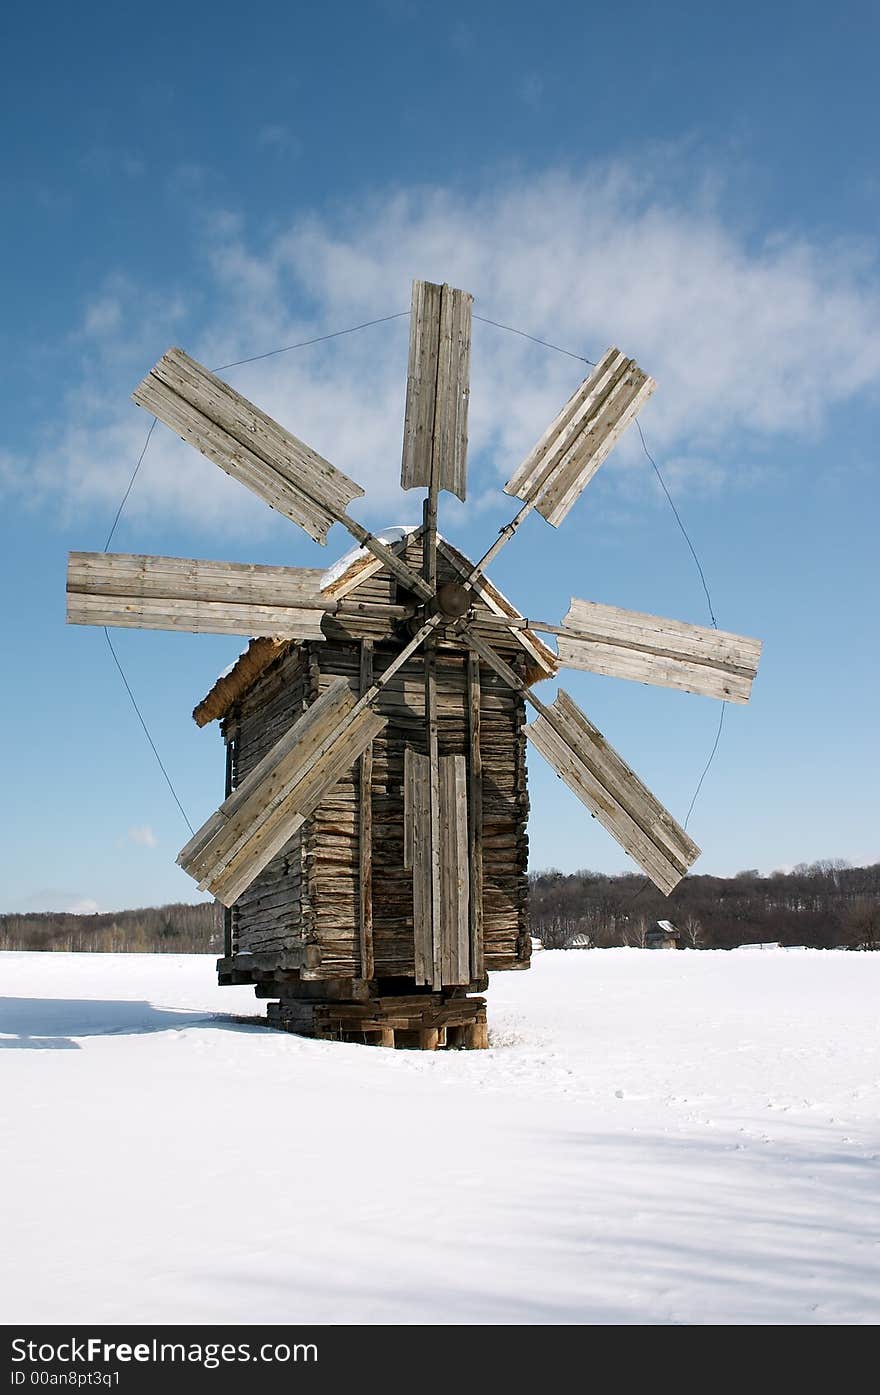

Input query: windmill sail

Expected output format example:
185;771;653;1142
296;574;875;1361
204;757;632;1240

133;348;364;544
67;552;328;639
525;689;699;895
504;348;655;526
556;598;762;703
401;280;472;502
179;678;386;906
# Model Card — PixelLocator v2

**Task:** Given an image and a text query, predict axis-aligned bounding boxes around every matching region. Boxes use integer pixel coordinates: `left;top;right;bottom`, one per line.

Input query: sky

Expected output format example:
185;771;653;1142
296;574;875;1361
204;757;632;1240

1;0;878;914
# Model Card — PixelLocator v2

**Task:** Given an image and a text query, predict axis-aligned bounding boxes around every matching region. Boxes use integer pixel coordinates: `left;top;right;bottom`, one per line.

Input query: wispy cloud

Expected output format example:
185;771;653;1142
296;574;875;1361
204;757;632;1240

8;159;880;539
127;825;157;848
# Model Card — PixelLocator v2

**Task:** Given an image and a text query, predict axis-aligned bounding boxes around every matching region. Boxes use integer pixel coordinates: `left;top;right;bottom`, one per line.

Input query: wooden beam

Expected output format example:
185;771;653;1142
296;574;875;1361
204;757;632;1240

424;639;442;990
400;279;472;502
439;754;470;985
556;598;762;703
504;349;656;527
358;639;375;981
467;651;484;981
178;678;386;906
526;690;699;895
404;747;433;986
133;347;433;600
461;627;699;896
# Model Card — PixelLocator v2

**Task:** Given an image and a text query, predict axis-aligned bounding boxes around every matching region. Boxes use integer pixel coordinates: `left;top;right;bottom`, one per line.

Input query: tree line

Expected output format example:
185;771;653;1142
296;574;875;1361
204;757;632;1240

0;901;222;953
529;860;880;951
1;861;877;953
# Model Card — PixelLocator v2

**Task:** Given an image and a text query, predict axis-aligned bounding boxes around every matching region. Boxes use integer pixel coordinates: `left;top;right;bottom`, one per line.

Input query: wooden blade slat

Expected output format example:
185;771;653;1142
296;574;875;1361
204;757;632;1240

133;348;364;544
504;349;656;527
556;598;762;703
526;689;699;895
68;553;326;604
66;595;327;639
66;552;328;638
400;279;472;501
178;677;386;907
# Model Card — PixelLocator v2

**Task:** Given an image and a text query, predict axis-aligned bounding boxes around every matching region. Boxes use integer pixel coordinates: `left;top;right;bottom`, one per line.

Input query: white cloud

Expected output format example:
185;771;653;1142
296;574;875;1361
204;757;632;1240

66;898;100;915
8;161;880;541
127;825;157;848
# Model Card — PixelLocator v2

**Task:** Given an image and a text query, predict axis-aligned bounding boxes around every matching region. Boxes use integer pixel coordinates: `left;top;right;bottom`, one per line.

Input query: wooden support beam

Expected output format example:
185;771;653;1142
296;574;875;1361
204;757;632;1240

358;639;375;981
424;639;442;990
467;652;484;981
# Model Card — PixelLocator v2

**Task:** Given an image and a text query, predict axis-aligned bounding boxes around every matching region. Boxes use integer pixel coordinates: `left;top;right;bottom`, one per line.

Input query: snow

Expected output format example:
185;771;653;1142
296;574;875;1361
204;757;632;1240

319;525;420;591
2;948;878;1325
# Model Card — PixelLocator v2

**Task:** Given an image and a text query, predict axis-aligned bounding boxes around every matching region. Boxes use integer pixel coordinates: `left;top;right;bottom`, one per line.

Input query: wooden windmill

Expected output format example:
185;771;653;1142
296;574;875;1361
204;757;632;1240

66;278;761;1048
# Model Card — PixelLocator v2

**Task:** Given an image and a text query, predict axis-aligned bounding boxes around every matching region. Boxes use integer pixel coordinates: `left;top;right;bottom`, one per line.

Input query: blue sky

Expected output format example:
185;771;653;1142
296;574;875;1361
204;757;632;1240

2;0;878;913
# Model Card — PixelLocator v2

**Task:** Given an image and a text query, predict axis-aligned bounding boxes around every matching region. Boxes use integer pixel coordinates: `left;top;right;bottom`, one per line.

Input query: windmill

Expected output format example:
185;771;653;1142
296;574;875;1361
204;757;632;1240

66;278;761;1047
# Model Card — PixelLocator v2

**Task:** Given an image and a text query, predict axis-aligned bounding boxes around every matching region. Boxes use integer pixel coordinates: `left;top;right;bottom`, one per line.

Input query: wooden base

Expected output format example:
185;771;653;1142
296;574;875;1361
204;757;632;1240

265;992;489;1049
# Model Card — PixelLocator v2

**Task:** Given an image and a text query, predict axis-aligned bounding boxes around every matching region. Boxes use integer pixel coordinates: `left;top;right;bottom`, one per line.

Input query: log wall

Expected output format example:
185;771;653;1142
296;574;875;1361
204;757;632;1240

221;549;531;981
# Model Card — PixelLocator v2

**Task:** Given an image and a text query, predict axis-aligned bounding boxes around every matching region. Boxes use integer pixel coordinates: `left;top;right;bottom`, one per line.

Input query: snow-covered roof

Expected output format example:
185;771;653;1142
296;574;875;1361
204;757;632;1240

319;526;419;593
193;528;558;726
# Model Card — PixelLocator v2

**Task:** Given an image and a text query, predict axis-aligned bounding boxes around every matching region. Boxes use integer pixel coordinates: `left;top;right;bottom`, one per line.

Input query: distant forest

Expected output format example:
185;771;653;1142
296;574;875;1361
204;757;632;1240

1;861;877;953
529;861;880;951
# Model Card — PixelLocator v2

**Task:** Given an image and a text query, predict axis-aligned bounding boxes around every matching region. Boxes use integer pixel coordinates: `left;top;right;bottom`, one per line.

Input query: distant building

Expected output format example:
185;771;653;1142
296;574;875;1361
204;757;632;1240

567;932;594;950
646;920;680;949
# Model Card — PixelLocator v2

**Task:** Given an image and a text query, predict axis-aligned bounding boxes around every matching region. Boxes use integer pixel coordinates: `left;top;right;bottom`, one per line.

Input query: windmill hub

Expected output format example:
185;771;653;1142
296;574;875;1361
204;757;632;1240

435;581;472;618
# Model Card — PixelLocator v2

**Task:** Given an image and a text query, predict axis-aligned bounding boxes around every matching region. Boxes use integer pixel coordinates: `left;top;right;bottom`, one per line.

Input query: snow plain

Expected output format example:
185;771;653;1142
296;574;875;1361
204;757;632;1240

1;948;878;1325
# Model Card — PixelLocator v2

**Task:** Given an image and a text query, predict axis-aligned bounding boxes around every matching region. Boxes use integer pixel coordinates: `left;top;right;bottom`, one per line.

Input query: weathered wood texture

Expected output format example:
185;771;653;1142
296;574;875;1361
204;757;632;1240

67;551;328;638
179;677;386;906
526;688;699;895
404;750;470;987
467;652;484;980
401;280;472;501
557;598;762;703
208;539;531;981
358;640;375;980
504;348;656;526
133;347;364;543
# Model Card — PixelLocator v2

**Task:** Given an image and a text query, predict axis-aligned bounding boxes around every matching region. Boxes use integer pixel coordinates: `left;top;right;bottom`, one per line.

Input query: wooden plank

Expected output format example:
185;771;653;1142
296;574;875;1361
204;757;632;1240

525;688;699;895
179;677;357;874
424;640;442;990
400;280;472;501
439;754;470;985
209;703;386;906
134;348;364;543
178;677;386;901
504;349;656;526
358;640;374;980
556;598;761;702
404;747;433;986
67;592;327;639
467;652;484;980
67;552;325;604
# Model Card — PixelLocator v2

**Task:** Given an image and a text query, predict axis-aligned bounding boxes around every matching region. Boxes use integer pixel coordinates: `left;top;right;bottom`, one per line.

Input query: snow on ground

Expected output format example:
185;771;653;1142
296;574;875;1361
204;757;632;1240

1;949;878;1325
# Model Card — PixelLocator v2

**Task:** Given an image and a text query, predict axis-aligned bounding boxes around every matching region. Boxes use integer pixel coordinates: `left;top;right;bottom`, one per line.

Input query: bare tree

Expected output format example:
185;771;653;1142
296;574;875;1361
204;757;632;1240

623;916;649;948
682;915;703;950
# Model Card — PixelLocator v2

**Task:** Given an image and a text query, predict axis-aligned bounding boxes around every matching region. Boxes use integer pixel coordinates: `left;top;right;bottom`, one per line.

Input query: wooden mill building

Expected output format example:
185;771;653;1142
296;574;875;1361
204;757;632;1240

196;531;557;1046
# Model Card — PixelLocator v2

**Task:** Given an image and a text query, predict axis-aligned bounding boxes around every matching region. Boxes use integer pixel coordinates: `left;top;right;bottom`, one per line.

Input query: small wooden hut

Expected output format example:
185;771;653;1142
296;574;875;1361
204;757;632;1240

195;531;556;1046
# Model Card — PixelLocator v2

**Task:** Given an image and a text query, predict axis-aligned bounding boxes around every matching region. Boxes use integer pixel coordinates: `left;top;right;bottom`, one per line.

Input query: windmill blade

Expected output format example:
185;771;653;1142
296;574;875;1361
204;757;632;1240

133;348;364;544
504;348;656;527
401;279;472;503
555;598;762;703
525;689;699;895
178;677;386;907
66;552;328;639
134;347;433;600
